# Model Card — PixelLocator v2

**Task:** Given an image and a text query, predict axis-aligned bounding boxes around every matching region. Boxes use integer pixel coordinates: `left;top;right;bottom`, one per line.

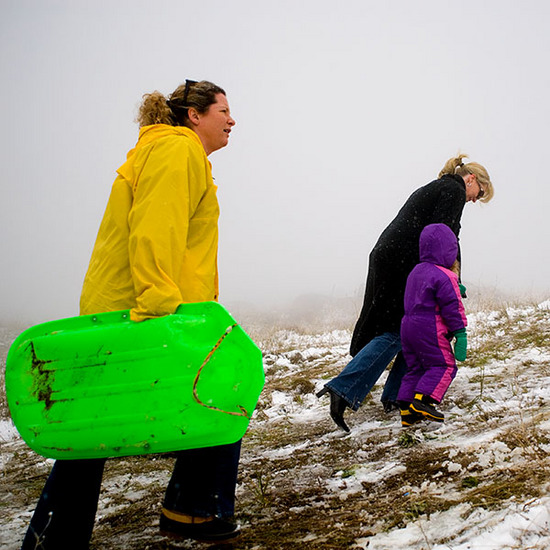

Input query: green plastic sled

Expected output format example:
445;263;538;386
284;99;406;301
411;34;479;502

5;302;264;460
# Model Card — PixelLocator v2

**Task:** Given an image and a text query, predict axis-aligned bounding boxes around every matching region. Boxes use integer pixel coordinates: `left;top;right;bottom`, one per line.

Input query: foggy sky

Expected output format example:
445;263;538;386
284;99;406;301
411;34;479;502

2;0;550;326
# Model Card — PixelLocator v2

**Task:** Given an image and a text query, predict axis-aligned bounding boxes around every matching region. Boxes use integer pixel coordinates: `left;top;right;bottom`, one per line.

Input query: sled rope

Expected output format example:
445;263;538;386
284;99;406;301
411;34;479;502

192;324;250;418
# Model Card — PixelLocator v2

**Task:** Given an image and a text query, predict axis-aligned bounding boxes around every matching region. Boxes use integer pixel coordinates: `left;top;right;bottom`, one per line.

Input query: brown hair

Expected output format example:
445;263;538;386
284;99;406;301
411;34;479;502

439;153;494;203
136;80;226;128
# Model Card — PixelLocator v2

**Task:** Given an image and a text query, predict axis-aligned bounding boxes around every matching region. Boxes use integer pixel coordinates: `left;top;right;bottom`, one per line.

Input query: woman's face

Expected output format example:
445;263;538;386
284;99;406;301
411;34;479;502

464;174;484;203
192;93;236;155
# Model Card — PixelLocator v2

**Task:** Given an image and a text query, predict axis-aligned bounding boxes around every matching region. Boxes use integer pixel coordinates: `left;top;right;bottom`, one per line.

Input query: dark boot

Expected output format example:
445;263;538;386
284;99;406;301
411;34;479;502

382;400;399;413
410;393;444;422
159;510;240;542
316;387;350;432
399;405;424;427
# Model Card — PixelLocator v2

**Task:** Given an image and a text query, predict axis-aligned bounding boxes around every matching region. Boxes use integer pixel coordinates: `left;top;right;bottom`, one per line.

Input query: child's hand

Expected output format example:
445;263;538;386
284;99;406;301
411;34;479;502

453;329;467;361
459;283;467;299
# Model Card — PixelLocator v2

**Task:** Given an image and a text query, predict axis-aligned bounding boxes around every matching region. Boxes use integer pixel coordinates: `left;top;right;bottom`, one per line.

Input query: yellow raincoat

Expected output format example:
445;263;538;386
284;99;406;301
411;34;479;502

80;125;219;321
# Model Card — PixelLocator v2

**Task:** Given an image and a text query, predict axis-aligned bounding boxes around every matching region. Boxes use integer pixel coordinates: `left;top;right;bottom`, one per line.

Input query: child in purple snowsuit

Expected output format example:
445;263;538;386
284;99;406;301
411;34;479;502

397;223;467;426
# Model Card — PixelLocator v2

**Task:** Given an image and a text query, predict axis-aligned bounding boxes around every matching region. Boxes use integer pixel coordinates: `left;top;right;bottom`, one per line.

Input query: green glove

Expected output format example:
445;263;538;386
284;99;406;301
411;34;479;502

459;283;467;299
453;329;467;361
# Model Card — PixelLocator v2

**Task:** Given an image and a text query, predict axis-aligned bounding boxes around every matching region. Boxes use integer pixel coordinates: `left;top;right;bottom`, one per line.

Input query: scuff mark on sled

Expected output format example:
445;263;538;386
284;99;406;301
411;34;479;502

29;342;55;411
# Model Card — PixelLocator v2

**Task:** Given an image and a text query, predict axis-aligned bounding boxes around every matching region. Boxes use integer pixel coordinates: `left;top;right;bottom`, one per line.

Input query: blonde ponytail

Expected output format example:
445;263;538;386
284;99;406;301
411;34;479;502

438;154;469;178
439;153;494;203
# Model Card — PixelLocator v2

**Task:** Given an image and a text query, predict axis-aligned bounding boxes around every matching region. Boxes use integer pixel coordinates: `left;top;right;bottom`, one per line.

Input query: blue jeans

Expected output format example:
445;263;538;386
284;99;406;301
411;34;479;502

21;441;241;550
21;458;106;550
325;332;406;411
163;440;242;519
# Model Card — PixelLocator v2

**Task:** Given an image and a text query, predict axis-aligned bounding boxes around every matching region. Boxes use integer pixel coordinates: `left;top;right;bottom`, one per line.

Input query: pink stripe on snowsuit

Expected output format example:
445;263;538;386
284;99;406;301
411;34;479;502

430;265;467;401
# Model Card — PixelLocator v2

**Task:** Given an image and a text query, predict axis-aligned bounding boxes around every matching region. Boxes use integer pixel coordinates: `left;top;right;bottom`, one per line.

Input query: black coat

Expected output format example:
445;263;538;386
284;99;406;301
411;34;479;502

350;174;466;356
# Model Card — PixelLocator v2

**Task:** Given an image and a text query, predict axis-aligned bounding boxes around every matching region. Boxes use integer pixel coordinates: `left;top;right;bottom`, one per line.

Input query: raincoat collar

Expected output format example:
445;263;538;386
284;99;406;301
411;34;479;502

135;124;203;150
126;124;202;160
117;125;206;181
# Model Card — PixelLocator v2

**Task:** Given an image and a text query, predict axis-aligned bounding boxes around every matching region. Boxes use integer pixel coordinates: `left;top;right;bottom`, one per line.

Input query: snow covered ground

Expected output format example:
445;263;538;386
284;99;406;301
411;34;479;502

1;297;549;549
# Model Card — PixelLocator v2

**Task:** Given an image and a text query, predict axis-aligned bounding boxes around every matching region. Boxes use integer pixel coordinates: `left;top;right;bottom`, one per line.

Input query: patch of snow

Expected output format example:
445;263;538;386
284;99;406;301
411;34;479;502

0;418;19;443
355;498;550;549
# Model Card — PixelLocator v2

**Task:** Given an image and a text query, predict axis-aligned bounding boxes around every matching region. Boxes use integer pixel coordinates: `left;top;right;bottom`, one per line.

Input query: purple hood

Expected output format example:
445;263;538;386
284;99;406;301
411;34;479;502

419;223;458;268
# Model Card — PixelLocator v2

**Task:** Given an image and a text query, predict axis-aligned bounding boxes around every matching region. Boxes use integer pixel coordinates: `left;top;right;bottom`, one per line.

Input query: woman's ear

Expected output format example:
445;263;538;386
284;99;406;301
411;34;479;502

187;107;200;127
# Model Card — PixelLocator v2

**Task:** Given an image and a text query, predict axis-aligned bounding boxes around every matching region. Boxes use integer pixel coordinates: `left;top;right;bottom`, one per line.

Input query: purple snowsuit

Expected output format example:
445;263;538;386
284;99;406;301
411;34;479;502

397;224;467;404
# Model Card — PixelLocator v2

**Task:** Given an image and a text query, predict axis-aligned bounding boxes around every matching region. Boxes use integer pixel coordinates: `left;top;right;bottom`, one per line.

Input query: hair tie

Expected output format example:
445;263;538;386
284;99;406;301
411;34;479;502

166;99;179;109
167;99;188;114
166;98;189;126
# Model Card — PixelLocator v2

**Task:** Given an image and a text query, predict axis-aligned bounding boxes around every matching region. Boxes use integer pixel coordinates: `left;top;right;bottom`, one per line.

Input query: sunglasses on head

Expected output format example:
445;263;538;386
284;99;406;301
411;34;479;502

183;79;198;105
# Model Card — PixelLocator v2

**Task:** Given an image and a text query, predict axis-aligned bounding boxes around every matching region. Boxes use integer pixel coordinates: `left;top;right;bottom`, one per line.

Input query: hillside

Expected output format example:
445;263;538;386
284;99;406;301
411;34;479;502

1;296;549;549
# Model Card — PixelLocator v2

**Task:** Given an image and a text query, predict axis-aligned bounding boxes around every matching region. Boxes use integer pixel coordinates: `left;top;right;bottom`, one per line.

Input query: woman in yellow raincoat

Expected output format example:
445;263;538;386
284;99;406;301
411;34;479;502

22;80;241;548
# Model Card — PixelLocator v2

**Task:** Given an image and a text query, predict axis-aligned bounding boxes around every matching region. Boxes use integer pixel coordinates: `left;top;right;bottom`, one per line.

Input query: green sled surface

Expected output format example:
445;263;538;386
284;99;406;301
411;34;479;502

5;302;264;460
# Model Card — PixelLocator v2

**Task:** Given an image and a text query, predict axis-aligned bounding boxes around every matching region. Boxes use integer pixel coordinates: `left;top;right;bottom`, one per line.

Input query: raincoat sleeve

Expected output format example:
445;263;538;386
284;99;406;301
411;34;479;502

127;138;206;321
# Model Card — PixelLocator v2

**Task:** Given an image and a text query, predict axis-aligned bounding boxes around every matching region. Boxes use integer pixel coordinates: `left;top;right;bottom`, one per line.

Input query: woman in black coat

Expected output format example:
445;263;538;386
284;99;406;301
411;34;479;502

317;154;494;431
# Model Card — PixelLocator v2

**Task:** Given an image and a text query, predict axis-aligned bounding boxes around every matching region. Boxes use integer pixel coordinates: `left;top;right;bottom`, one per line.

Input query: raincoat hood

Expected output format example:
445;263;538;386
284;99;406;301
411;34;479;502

419;223;458;268
117;125;206;182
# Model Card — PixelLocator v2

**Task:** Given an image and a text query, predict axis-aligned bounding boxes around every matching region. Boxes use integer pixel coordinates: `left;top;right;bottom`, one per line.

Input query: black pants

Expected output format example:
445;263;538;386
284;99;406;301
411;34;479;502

21;441;242;550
